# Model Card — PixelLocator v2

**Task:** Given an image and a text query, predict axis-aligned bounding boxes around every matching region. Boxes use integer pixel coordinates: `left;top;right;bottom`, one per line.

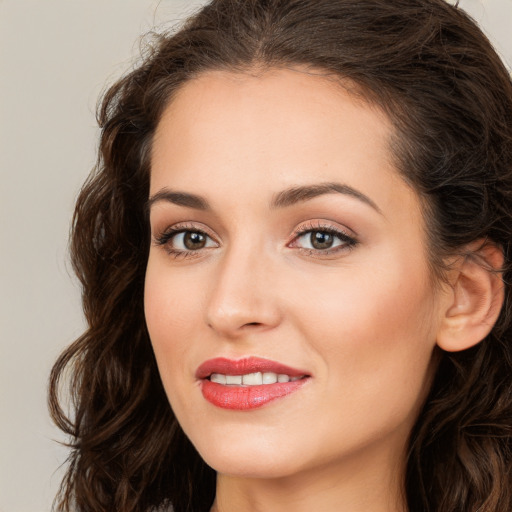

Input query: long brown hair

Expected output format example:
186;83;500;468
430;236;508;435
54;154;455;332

49;1;512;511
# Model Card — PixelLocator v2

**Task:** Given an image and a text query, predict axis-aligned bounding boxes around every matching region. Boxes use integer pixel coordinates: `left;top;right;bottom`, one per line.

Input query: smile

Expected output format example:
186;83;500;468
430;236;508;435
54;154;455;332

196;357;310;410
210;372;304;385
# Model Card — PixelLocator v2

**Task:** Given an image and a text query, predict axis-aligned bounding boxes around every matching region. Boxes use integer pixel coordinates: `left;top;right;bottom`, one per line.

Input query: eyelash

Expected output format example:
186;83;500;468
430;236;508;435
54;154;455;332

291;222;358;257
153;221;358;259
153;223;216;259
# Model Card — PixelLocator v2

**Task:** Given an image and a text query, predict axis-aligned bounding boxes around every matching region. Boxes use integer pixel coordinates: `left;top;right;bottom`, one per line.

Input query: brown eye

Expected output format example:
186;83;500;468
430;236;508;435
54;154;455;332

159;229;217;253
310;231;334;250
183;231;207;250
292;226;357;254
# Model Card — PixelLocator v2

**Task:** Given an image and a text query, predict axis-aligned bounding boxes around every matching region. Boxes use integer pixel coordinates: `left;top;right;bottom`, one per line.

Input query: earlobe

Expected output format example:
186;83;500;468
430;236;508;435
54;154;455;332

436;241;505;352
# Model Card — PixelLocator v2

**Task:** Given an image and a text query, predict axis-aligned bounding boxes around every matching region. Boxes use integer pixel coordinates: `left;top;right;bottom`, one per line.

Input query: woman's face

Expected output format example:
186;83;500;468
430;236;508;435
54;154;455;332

145;68;448;481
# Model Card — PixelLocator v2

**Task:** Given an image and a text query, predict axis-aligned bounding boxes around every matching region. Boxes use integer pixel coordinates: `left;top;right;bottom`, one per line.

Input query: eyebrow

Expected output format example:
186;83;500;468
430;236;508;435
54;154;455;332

147;189;210;211
270;182;381;213
147;182;381;214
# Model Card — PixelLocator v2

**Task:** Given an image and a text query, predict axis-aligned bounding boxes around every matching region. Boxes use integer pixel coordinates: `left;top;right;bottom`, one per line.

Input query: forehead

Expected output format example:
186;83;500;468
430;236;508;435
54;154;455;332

150;68;417;219
152;68;392;165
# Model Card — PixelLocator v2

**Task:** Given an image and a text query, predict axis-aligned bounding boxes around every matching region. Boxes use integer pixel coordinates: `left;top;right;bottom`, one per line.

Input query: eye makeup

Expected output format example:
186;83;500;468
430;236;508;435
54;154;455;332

288;220;358;259
152;219;358;261
153;222;219;259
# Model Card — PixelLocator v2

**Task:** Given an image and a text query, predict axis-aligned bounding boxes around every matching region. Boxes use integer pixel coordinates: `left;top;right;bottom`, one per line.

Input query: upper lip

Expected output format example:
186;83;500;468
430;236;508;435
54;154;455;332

195;357;309;379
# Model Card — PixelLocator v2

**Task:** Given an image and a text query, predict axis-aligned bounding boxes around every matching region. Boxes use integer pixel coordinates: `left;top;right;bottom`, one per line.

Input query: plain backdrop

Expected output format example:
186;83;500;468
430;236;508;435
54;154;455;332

0;1;510;511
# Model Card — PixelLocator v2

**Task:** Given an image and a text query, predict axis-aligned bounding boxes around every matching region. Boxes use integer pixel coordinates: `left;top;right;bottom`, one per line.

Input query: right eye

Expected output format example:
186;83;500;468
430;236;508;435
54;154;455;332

171;230;217;251
154;226;218;258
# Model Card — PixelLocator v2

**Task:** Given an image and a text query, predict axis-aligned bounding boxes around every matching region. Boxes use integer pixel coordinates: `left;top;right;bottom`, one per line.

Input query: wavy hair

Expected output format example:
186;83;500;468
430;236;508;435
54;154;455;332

49;0;512;510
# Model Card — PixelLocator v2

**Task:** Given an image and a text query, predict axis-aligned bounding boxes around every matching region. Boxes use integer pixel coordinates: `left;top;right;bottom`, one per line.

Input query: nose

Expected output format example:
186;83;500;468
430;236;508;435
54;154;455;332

205;243;282;339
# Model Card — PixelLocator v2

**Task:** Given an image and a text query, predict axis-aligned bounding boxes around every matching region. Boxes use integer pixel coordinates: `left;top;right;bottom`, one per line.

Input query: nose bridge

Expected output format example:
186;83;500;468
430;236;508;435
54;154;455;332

205;235;280;336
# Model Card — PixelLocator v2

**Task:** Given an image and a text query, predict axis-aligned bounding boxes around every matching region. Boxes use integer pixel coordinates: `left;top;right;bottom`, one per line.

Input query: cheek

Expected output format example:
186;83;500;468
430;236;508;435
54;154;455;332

292;251;439;420
144;259;200;383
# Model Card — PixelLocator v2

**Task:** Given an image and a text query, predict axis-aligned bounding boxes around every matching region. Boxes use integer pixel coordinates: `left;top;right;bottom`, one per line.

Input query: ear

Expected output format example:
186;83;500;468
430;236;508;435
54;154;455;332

436;240;505;352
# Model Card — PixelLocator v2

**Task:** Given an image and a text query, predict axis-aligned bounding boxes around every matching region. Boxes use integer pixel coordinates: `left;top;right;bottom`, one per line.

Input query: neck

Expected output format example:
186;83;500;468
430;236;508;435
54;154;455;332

210;445;408;512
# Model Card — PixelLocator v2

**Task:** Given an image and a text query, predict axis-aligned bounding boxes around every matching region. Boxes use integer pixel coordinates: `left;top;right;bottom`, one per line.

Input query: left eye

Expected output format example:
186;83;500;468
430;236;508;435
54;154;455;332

171;231;217;251
295;230;348;250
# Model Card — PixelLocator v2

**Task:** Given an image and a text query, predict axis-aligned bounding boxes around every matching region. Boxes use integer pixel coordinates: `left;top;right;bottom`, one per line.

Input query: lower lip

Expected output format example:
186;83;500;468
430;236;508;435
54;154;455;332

201;379;308;410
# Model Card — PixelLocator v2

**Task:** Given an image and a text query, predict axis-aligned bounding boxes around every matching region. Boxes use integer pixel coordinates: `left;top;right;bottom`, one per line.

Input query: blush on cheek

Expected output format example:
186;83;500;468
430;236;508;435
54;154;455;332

303;256;437;401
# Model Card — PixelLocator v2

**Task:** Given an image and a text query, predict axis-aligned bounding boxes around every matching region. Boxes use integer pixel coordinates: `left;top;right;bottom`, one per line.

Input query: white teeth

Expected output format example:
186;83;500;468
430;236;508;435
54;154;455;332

262;372;278;384
210;373;227;384
209;372;303;386
226;375;242;385
242;372;263;385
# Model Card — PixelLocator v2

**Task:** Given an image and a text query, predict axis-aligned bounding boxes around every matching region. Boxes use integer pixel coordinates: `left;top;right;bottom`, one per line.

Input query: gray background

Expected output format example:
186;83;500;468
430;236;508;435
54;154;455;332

1;1;510;511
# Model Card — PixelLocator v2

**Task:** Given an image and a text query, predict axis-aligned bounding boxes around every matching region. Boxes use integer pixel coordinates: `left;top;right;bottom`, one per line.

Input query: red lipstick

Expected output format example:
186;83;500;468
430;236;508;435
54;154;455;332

196;357;309;410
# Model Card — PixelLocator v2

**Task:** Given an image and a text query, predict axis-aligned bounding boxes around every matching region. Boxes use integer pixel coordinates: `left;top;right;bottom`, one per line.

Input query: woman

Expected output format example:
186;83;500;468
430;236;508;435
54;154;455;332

49;0;512;511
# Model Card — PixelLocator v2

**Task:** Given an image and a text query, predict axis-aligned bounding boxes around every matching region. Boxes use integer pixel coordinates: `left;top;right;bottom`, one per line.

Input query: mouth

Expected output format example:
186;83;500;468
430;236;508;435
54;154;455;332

196;357;310;410
209;372;304;385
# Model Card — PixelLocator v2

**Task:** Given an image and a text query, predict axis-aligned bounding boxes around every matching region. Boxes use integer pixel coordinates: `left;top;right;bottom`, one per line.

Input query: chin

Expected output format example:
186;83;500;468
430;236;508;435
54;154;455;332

188;427;308;479
202;450;302;479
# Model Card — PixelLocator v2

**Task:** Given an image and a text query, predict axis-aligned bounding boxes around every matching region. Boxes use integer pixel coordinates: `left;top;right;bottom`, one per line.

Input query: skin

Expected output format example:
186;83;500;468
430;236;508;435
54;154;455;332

145;68;453;512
